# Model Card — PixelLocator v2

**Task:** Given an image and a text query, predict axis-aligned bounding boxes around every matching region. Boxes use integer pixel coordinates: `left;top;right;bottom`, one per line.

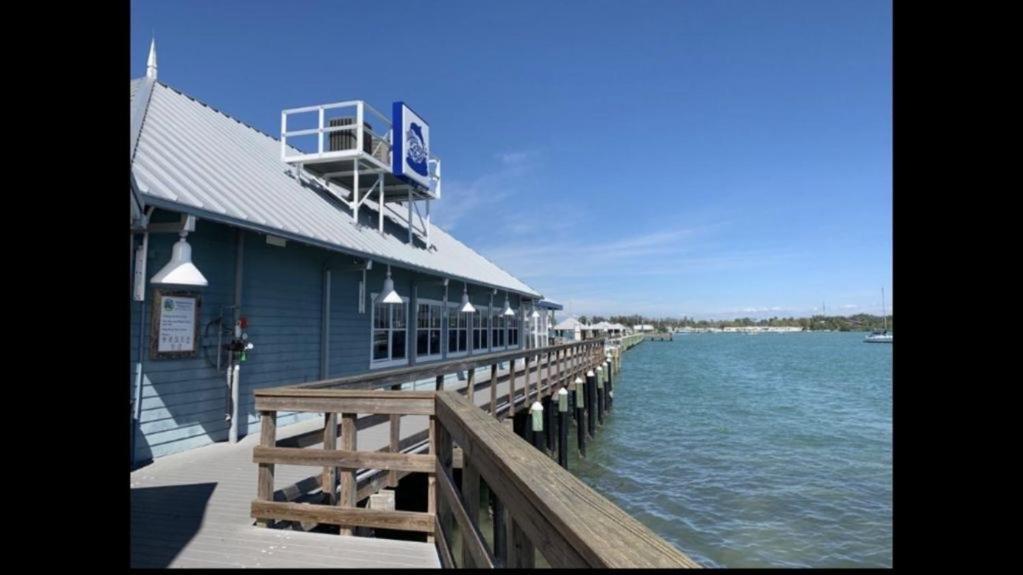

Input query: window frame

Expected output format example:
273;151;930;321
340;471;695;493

369;292;411;370
472;304;490;353
415;298;444;362
446;301;471;358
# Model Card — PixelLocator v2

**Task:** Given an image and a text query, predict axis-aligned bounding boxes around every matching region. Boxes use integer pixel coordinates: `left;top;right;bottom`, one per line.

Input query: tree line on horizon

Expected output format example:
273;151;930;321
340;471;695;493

573;313;894;333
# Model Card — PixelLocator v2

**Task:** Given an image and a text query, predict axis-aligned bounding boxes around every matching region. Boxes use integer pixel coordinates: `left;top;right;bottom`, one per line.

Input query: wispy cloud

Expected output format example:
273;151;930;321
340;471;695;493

431;149;540;232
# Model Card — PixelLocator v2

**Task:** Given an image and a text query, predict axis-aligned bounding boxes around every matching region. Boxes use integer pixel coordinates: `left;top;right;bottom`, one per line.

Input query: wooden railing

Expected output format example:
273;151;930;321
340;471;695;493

249;338;698;567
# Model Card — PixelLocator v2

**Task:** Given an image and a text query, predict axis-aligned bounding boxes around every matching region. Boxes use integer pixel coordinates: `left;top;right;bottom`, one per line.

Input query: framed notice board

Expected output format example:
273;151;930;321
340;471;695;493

150;289;202;359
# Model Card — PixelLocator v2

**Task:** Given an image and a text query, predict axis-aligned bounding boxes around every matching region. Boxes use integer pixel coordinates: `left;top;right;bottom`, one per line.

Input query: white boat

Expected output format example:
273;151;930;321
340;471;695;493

864;288;892;343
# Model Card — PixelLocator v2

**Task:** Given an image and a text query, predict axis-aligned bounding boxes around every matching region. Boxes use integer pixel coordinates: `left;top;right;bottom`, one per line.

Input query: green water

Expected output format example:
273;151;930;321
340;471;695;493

570;332;892;567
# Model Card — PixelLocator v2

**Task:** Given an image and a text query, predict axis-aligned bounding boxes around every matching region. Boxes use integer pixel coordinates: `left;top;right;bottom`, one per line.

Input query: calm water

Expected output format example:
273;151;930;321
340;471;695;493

570;332;892;568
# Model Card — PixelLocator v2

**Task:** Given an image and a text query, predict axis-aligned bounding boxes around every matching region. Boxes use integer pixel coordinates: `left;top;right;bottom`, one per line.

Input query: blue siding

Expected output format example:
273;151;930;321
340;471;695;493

132;210;532;463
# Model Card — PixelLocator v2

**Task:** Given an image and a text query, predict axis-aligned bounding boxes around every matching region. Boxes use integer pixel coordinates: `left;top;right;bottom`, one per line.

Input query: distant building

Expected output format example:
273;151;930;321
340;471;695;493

633;324;655;332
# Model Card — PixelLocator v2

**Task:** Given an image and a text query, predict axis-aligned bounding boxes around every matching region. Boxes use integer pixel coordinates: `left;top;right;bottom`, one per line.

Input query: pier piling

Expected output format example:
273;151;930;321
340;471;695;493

530;401;545;451
557;387;569;469
575;376;586;457
596;366;605;425
586;370;597;438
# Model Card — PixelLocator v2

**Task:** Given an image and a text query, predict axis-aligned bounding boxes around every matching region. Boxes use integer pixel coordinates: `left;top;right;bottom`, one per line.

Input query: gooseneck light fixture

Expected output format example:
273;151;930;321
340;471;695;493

380;265;403;304
151;229;208;287
459;281;476;313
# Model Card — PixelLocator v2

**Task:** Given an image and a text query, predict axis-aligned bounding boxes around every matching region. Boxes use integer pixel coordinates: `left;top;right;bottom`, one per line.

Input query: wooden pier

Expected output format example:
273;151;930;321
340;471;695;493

645;332;674;342
131;338;699;568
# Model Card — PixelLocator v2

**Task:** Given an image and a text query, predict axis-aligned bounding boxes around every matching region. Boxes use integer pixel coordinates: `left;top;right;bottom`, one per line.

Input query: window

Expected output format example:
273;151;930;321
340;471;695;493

447;304;469;356
371;294;408;368
416;300;443;360
473;305;489;352
508;315;519;348
491;308;505;349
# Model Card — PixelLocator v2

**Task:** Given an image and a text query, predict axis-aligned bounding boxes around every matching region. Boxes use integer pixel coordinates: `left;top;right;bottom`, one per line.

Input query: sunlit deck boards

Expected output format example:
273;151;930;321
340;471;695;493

130;416;441;568
130;358;546;568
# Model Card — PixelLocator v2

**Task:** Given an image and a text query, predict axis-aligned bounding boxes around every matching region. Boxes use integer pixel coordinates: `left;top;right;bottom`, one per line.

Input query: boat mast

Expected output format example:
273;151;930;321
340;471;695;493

882;288;887;332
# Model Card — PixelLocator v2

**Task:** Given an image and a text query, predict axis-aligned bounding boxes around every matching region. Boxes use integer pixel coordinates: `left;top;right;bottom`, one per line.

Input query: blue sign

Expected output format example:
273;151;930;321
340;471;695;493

392;102;431;189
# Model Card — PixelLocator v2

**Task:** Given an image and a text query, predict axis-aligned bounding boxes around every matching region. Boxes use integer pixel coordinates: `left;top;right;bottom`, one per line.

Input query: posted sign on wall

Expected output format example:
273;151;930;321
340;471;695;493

391;102;431;189
150;290;201;359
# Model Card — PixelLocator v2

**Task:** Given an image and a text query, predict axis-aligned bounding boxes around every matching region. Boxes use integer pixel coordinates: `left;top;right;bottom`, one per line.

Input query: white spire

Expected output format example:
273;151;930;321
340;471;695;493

146;38;158;79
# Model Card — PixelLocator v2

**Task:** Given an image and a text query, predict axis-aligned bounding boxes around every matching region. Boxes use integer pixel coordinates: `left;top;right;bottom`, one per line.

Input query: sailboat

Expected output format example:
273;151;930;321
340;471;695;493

864;288;893;343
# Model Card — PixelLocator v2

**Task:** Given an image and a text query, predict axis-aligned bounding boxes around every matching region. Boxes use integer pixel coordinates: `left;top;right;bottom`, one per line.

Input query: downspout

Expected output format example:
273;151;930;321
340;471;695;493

229;230;244;443
130;206;154;469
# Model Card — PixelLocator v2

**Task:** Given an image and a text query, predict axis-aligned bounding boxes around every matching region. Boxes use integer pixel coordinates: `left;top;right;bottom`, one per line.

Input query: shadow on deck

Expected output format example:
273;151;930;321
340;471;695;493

131;483;216;567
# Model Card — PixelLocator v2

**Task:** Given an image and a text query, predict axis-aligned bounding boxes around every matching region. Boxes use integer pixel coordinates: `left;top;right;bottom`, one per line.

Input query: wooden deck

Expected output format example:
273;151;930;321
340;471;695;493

131;414;441;568
131;354;570;568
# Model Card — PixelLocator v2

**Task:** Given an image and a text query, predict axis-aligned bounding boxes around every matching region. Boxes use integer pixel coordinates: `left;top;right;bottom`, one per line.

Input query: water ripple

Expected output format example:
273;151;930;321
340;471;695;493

575;333;892;567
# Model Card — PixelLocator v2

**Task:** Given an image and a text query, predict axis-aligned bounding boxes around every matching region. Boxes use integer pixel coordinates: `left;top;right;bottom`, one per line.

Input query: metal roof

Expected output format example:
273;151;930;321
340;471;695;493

536;299;563;310
553;317;584;330
130;77;540;298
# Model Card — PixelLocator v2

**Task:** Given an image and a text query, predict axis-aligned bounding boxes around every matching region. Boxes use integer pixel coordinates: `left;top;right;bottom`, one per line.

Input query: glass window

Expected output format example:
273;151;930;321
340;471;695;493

448;304;469;355
416;301;443;359
371;296;408;367
473;307;490;351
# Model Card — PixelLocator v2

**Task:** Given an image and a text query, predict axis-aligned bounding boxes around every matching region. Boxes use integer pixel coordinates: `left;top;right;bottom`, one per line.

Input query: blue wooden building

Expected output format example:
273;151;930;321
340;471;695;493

129;48;550;465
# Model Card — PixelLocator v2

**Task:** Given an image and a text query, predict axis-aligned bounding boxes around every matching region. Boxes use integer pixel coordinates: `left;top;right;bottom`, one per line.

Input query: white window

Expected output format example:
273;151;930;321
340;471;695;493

491;308;506;350
508;315;520;348
447;303;469;357
473;305;490;352
416;299;443;360
370;293;409;368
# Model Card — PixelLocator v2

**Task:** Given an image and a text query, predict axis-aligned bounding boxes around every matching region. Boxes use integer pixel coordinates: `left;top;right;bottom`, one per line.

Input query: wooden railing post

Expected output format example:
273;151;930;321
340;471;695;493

461;452;481;567
428;416;438;544
388;413;401;487
256;410;277;527
526;354;534;405
339;412;357;536
489;363;498;417
509;516;535;568
509;359;518;417
466;368;475;400
434;415;454;550
491;490;507;566
323;412;338;505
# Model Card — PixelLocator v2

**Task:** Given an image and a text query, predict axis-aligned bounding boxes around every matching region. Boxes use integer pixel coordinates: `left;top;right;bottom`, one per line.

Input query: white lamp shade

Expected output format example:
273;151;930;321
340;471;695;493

151;237;208;287
380;275;403;304
530;309;540;319
502;299;515;316
459;291;476;313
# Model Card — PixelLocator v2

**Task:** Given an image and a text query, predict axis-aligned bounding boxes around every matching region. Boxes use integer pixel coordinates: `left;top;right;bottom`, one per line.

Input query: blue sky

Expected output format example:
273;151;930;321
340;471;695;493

131;0;891;320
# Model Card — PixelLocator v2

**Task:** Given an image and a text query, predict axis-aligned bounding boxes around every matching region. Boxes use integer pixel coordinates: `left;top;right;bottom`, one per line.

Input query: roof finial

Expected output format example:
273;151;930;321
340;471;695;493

146;37;158;80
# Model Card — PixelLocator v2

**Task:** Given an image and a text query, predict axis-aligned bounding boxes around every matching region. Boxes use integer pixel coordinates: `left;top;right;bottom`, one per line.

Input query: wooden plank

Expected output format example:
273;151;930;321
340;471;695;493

490;364;498;416
250;501;434;533
322;413;338;505
460;452;487;568
435;459;495;568
434;391;699;568
434;414;454;554
255;395;434;415
256;410;276;527
253;447;436;473
339;413;357;536
266;340;592;392
434;515;455;568
427;416;437;545
388;414;400;487
510;515;535;568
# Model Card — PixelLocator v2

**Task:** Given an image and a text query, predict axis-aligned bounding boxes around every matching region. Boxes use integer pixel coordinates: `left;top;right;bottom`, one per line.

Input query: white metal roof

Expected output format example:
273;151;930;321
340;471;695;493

130;77;540;298
553;317;584;331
